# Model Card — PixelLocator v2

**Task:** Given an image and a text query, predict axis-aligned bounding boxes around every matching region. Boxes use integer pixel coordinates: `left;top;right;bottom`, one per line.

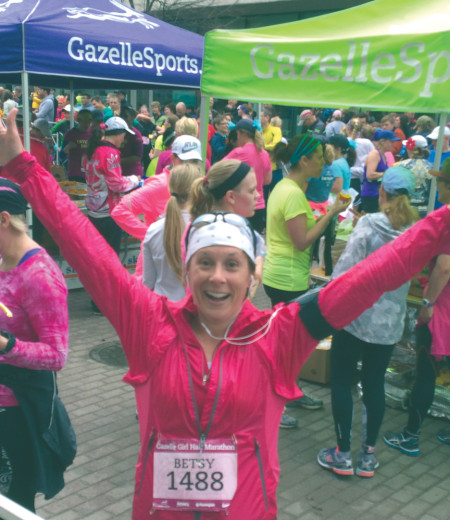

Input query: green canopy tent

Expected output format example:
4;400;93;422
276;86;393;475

200;0;450;211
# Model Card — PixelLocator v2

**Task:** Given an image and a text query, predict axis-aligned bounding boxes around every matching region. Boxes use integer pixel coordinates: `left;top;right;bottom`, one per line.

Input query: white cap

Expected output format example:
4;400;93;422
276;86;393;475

402;135;428;148
62;104;74;112
427;126;450;140
186;220;255;265
172;135;202;161
105;116;135;135
31;118;52;138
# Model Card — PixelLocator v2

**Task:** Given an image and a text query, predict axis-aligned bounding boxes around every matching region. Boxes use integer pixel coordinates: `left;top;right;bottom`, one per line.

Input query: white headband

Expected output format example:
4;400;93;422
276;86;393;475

185;220;256;265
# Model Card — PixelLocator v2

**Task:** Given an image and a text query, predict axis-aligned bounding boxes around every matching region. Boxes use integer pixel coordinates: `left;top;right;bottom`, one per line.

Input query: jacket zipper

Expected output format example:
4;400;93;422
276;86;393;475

137;429;155;496
254;437;268;511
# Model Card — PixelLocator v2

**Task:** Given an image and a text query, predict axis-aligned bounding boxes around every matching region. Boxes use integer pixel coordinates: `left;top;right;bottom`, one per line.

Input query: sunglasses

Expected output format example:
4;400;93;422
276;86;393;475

185;212;257;257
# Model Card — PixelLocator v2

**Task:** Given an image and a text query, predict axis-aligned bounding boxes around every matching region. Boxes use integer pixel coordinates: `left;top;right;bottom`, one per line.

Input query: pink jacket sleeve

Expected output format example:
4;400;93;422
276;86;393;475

100;149;139;194
111;188;149;240
3;152;160;381
0;259;68;371
319;205;450;330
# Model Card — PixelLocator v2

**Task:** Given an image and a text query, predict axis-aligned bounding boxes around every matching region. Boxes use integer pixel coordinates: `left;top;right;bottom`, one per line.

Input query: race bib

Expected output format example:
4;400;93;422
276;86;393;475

153;438;237;512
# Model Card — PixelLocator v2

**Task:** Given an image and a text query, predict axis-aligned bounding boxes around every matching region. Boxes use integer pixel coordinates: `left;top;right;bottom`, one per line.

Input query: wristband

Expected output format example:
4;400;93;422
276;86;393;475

0;331;16;354
422;298;435;308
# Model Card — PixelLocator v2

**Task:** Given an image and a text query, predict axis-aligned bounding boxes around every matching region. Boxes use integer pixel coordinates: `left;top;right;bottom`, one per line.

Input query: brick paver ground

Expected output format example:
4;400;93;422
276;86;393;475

35;287;450;520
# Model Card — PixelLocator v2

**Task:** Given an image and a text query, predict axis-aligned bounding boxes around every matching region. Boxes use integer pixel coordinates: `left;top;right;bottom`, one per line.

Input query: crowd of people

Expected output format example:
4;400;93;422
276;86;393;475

0;85;449;519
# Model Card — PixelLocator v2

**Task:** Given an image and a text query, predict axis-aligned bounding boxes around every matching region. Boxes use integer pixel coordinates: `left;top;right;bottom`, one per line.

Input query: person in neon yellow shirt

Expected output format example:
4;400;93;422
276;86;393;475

264;134;349;426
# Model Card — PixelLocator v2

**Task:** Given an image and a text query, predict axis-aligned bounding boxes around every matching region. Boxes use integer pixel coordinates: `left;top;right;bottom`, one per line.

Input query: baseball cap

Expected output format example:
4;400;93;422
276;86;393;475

429;157;450;181
328;134;349;149
402;135;428;149
374;130;400;141
0;178;28;215
105;116;134;135
91;109;104;122
235;118;254;133
414;115;433;129
333;109;343;118
171;135;202;161
381;166;415;197
427;126;450;140
62;104;73;113
31;118;52;138
300;109;313;120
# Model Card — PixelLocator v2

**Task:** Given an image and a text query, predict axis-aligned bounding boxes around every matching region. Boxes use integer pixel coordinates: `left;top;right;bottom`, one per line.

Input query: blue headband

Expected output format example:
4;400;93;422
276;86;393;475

290;135;321;165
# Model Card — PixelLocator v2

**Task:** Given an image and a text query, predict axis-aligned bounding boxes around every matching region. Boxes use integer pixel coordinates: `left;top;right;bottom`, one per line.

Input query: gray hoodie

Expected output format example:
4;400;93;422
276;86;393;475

331;212;410;345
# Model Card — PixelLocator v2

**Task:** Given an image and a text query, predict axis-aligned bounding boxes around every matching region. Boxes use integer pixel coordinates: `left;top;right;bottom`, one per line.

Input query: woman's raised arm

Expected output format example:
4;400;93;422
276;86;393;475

318;206;450;331
0;110;159;361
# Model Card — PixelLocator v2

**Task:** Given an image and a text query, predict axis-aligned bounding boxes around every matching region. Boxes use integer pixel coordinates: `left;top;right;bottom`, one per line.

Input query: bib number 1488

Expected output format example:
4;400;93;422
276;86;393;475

167;471;224;492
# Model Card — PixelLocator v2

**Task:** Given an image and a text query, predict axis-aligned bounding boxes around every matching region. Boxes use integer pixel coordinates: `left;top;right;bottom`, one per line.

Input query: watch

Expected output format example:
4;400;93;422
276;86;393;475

422;298;435;308
0;331;16;354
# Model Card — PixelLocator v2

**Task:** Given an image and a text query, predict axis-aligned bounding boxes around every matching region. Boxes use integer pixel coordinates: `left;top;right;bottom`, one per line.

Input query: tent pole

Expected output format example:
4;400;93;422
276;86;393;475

427;112;448;214
21;71;30;152
69;81;75;128
199;94;209;168
21;72;33;239
130;90;137;109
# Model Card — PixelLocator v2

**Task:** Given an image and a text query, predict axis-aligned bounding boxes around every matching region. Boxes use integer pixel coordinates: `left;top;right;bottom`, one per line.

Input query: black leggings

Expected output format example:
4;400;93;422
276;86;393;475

330;329;395;452
263;285;307;307
406;325;439;435
0;406;36;512
89;215;122;256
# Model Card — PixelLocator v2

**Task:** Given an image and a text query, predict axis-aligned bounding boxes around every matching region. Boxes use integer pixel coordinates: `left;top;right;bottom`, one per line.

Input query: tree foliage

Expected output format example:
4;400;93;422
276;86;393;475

121;0;240;35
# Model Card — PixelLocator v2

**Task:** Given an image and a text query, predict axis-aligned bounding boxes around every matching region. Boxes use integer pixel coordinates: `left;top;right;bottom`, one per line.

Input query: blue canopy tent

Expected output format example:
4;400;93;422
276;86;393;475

0;0;204;146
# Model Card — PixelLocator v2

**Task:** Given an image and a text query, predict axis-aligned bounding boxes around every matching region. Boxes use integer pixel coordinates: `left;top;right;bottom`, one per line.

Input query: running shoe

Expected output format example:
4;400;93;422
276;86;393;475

280;412;298;429
436;428;450;445
285;393;323;410
356;452;379;478
317;447;354;476
383;429;419;456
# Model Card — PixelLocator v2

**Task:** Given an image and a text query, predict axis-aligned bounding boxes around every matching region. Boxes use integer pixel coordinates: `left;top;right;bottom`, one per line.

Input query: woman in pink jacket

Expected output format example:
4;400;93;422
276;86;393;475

82;116;140;255
224;119;272;233
1;108;450;519
0;177;69;513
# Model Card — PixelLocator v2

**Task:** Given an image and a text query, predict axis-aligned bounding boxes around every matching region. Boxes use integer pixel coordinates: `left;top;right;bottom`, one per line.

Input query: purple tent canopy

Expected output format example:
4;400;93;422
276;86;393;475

0;0;204;89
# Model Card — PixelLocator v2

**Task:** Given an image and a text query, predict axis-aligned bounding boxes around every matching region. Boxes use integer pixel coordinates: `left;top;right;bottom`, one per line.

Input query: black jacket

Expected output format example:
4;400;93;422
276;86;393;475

0;365;76;499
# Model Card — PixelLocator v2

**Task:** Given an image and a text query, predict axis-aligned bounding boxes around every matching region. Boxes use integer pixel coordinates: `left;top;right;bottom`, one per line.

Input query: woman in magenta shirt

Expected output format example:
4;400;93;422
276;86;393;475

225;118;272;232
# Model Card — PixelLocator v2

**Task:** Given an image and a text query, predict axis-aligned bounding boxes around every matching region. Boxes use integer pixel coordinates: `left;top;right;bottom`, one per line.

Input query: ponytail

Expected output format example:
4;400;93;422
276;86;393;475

86;126;104;159
381;193;419;231
345;146;356;168
189;159;243;220
163;163;202;281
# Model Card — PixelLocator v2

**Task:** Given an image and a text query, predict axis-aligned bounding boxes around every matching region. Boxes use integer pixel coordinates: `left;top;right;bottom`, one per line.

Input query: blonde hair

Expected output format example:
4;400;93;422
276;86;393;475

9;214;28;234
253;130;265;151
381;193;419;231
189;159;243;220
175;116;198;138
347;118;362;140
323;144;335;166
270;116;282;128
163;163;202;281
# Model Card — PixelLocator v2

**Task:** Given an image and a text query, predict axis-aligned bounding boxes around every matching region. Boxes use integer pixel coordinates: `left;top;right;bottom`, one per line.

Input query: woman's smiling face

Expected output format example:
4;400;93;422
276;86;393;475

187;245;252;328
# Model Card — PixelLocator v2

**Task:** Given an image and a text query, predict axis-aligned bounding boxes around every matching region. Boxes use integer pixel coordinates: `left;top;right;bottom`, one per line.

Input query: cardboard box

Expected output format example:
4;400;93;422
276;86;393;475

298;338;331;384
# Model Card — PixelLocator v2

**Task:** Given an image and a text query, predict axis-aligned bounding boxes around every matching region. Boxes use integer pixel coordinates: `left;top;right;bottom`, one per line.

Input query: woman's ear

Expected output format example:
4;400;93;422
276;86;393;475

0;211;11;228
223;189;236;208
